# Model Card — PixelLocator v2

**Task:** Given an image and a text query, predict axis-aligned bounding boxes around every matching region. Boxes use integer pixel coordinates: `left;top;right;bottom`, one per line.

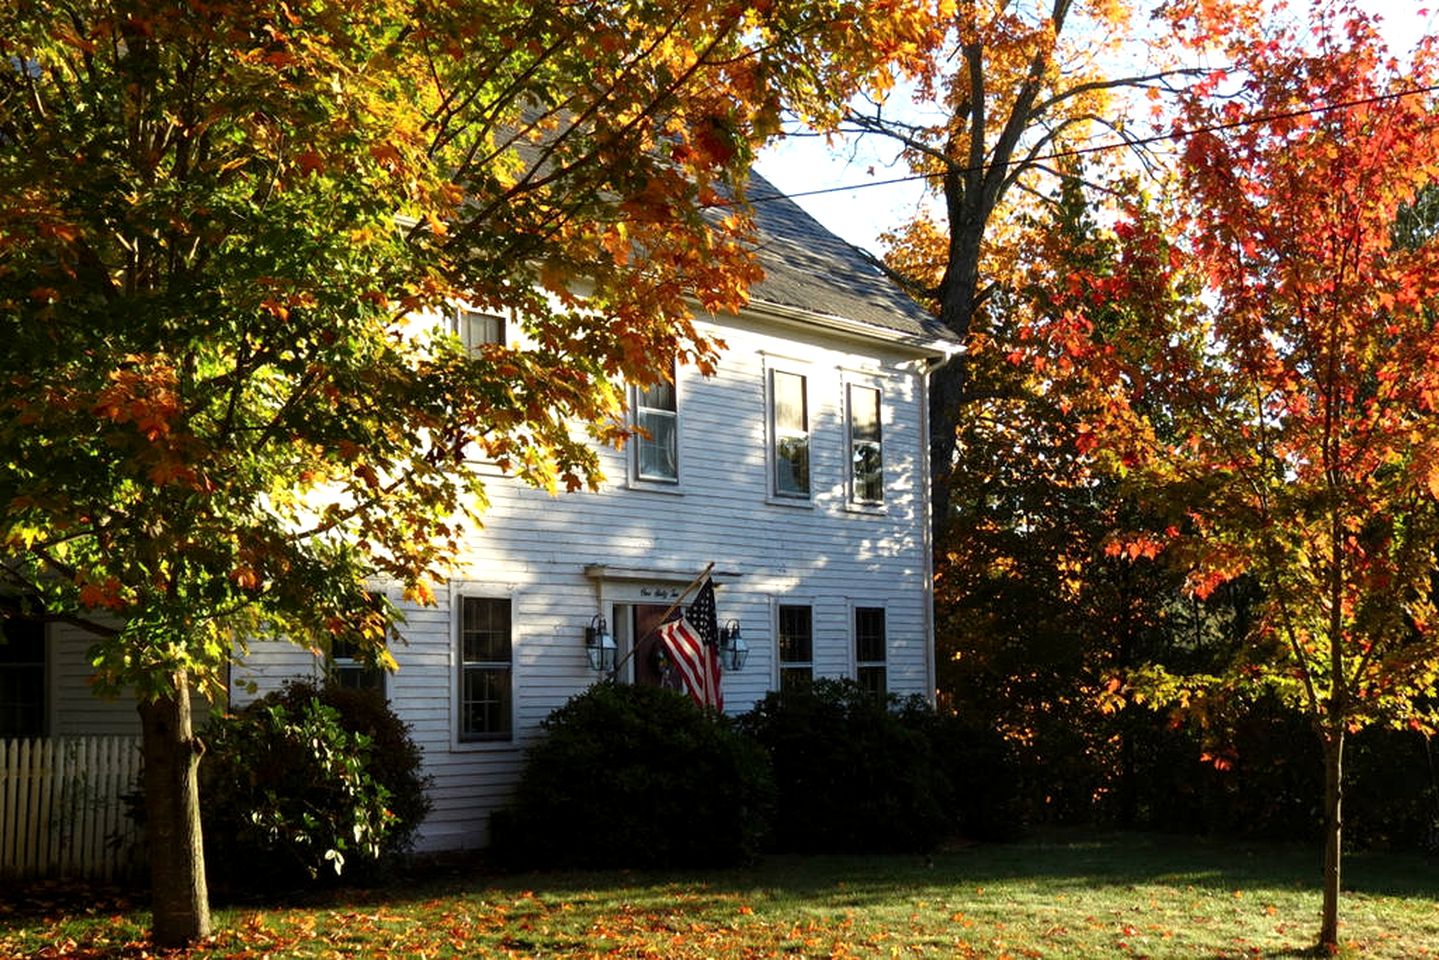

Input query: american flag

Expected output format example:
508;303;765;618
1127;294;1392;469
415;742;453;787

657;578;723;711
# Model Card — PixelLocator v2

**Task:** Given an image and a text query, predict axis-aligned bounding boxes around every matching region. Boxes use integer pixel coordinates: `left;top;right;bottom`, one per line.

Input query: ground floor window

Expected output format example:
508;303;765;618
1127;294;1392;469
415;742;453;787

777;604;813;694
0;619;45;738
328;635;386;694
854;606;887;701
459;596;512;740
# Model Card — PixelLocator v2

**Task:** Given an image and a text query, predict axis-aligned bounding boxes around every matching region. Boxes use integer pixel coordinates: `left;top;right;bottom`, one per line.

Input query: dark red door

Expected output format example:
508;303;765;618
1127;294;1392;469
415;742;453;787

631;604;682;690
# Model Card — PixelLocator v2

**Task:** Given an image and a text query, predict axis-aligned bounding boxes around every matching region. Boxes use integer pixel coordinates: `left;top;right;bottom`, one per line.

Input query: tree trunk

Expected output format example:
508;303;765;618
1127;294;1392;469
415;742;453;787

1318;725;1345;951
929;247;981;542
928;356;966;537
138;674;211;947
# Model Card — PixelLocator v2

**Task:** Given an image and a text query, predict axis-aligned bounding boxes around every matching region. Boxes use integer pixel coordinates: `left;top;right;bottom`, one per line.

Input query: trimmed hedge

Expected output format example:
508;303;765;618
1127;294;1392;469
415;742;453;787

493;682;773;868
739;680;956;853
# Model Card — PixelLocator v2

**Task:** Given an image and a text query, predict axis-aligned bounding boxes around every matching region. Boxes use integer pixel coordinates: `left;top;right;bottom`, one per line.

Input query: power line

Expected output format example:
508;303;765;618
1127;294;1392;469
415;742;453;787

727;81;1439;209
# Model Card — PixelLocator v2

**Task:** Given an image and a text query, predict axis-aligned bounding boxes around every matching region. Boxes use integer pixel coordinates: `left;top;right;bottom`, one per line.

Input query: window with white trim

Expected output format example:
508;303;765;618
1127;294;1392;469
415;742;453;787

777;604;813;694
635;374;678;482
452;308;505;353
771;369;810;497
848;384;884;504
459;596;512;741
328;635;386;694
854;606;887;701
0;619;45;738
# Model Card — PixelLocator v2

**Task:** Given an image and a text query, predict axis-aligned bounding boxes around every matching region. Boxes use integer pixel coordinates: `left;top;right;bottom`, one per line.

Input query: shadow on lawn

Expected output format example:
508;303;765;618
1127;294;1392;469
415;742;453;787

604;831;1428;899
4;830;1434;958
338;828;1439;910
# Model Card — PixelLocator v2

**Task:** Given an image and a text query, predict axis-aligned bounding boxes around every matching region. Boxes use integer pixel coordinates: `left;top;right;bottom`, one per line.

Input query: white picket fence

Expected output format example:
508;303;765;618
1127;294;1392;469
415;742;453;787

0;736;144;880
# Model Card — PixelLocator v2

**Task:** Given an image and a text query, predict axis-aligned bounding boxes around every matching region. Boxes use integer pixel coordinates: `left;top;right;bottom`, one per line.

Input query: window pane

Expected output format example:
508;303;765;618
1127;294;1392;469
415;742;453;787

463;666;512;737
0;620;44;738
852;441;883;502
638;381;675;412
780;666;812;695
775;436;810;496
855;607;886;663
462;597;511;662
772;371;809;496
637;409;678;480
0;667;44;737
857;665;887;700
778;605;812;663
455;310;504;351
849;386;883;502
773;371;806;432
0;621;44;661
335;664;385;693
849;385;880;441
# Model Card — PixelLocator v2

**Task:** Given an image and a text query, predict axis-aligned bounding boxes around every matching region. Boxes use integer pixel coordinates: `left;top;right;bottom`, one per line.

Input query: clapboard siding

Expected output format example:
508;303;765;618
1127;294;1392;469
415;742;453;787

48;623;140;737
230;309;937;852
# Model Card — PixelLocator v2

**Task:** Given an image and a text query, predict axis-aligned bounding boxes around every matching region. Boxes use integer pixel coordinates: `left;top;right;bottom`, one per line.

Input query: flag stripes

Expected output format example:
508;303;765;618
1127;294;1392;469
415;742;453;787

656;577;723;710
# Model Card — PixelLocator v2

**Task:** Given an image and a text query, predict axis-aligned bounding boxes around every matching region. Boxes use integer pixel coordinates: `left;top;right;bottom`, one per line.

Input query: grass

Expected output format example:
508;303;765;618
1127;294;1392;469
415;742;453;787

2;830;1436;958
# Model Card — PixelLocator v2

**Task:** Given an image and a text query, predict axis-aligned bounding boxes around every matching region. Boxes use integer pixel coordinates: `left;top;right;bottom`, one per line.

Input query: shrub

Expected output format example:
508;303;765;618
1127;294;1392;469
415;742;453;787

200;680;430;890
896;698;1023;842
272;682;431;849
739;679;951;853
493;682;773;868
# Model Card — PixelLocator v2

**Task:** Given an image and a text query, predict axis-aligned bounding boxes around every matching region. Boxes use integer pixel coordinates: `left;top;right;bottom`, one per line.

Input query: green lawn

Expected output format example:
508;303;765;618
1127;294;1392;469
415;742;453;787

4;831;1437;958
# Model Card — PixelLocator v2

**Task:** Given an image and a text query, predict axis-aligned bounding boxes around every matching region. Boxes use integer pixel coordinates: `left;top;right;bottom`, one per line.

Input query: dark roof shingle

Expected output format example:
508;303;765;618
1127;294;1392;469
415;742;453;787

744;171;948;343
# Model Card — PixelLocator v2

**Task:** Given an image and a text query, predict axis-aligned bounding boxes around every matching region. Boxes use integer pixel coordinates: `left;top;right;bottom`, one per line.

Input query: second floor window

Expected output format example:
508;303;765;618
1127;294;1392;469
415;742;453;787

635;378;678;481
772;370;810;497
453;309;505;353
848;385;883;503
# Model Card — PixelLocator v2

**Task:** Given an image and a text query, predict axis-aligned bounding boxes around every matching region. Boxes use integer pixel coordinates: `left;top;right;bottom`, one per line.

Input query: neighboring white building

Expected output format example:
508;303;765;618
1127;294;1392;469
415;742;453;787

11;174;958;853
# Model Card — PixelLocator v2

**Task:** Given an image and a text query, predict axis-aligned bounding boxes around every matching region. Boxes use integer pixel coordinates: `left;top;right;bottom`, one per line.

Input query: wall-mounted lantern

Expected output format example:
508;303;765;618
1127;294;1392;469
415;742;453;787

586;614;617;672
718;619;748;671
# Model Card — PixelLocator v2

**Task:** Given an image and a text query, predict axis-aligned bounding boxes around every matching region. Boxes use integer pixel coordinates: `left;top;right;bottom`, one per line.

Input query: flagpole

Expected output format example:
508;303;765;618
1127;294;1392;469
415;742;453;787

606;561;715;680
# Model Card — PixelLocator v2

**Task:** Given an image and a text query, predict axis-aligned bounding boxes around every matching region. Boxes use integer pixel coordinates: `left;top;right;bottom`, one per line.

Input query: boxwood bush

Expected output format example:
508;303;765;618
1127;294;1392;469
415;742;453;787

199;680;430;891
739;679;955;853
492;682;773;868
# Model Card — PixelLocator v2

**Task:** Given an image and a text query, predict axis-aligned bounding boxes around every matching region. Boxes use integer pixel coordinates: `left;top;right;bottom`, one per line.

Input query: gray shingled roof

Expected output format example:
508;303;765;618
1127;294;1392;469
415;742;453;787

743;171;949;343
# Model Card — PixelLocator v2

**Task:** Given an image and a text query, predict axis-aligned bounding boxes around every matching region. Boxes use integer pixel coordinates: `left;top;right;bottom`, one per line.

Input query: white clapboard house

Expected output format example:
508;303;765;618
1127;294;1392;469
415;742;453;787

4;174;957;856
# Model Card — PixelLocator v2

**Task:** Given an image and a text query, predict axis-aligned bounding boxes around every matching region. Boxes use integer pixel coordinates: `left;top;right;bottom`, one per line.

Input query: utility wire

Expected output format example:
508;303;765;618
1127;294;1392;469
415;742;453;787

723;81;1439;209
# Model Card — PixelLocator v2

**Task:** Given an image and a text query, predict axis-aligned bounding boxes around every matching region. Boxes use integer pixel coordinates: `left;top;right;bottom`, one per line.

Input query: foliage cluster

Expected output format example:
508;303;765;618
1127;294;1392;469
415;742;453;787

492;682;773;868
500;680;1021;869
199;680;431;891
741;679;1018;852
740;680;949;853
0;0;950;939
929;143;1439;855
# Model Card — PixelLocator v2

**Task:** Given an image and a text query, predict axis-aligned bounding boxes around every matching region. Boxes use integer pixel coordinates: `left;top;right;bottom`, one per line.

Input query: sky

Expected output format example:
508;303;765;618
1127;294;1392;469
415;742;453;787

752;0;1435;256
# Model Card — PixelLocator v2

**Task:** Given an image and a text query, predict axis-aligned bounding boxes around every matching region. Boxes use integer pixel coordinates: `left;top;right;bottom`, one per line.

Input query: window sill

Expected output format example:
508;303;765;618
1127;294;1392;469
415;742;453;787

450;736;520;753
766;494;815;509
844;501;888;516
626;478;684;495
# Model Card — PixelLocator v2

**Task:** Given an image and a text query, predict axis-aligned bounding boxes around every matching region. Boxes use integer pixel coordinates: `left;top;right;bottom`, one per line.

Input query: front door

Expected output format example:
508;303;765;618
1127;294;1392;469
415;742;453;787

630;603;683;690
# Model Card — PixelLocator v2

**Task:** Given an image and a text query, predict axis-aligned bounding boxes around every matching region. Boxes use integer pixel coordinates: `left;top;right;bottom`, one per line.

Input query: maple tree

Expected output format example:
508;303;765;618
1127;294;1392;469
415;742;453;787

1068;1;1439;949
0;0;931;945
853;0;1196;534
935;173;1199;822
